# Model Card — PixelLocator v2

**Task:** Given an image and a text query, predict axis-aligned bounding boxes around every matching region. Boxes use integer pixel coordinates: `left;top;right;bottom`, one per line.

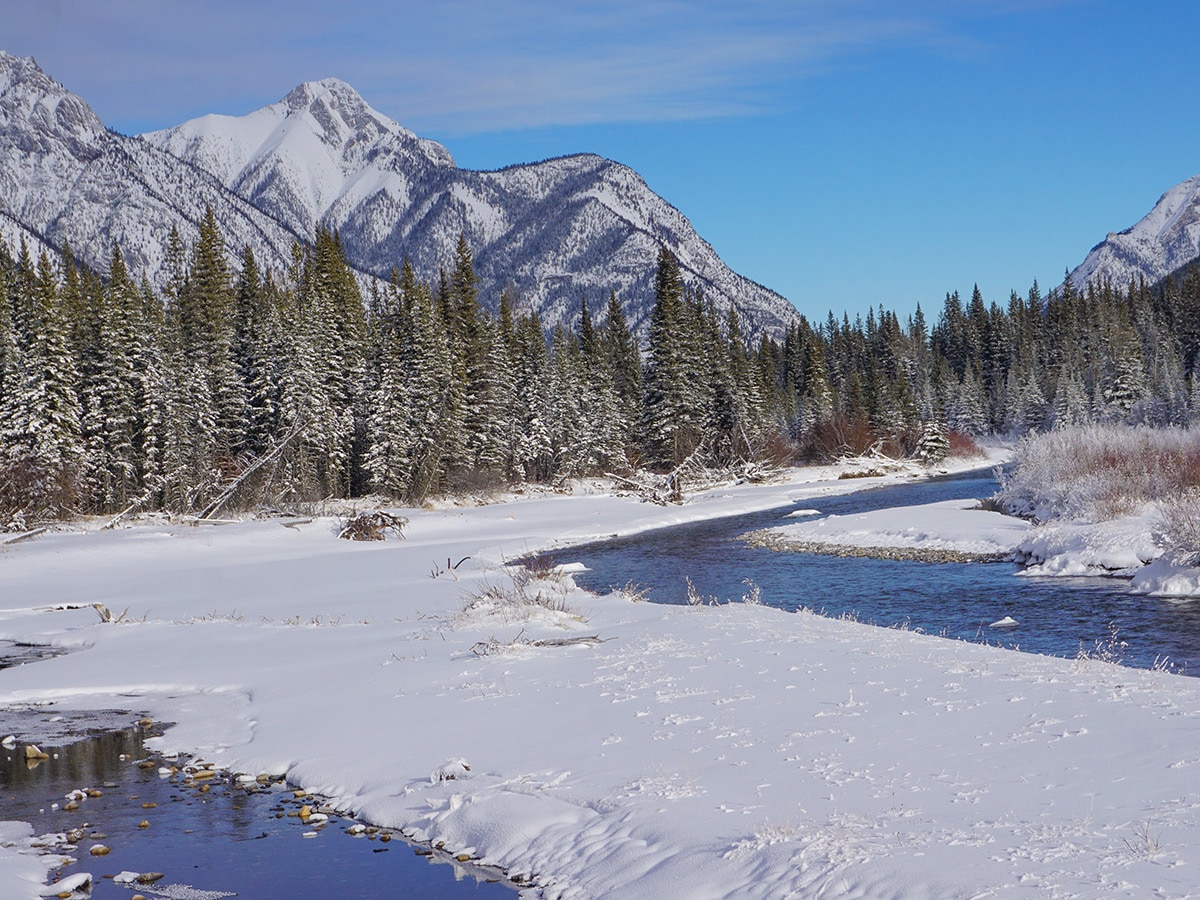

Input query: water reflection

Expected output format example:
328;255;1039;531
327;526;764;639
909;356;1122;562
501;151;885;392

1;712;515;898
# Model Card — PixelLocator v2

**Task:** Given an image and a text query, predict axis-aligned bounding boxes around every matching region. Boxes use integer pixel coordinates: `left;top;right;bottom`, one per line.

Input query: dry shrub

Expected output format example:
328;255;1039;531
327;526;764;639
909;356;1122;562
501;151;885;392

0;459;78;527
338;510;409;541
460;566;576;619
1158;488;1200;564
878;424;922;459
947;431;986;459
809;413;876;460
759;429;799;467
522;552;557;578
996;425;1200;522
838;468;887;480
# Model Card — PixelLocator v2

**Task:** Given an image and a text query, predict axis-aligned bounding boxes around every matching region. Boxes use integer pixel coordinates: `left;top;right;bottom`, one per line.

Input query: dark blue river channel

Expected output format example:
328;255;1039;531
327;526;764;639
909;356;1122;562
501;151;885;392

0;713;514;898
572;470;1200;675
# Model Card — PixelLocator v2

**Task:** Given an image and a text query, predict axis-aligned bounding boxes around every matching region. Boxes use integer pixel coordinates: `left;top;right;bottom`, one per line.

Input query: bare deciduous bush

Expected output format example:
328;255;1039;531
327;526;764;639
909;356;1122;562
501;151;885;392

808;413;876;461
0;460;78;528
946;430;986;459
338;510;409;541
996;425;1200;522
1158;488;1200;565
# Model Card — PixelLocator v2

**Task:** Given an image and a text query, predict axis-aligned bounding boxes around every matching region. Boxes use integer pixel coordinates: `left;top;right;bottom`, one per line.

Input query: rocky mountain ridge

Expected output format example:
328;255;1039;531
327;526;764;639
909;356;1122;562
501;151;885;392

1;51;800;337
1068;173;1200;291
0;50;302;281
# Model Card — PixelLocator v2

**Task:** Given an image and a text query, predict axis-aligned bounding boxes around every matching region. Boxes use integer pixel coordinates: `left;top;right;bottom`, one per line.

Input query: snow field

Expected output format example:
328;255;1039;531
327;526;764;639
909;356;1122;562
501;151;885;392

4;454;1200;898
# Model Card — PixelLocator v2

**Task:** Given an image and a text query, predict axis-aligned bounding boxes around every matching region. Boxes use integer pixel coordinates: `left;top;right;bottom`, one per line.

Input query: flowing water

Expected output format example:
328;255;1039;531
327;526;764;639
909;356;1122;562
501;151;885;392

572;470;1200;674
4;472;1198;895
0;711;514;898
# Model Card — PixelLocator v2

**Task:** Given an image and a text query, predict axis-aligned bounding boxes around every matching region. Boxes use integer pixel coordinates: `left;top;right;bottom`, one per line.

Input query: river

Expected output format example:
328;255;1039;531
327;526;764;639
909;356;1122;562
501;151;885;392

572;470;1200;674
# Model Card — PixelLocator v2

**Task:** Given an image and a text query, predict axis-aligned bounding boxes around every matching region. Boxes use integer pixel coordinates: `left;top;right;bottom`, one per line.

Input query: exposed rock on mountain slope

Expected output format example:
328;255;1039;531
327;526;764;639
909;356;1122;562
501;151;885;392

1;50;799;336
1068;173;1200;291
0;51;300;280
145;79;800;335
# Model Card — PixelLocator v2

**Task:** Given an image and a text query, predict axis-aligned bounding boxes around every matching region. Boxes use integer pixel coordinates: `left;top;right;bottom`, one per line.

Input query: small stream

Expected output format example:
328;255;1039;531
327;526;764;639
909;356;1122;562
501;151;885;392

0;711;514;898
572;470;1200;674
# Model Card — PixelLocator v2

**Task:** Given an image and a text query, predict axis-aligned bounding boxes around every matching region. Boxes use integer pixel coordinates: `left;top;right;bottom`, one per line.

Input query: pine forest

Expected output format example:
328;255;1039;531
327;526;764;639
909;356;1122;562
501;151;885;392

3;209;1200;523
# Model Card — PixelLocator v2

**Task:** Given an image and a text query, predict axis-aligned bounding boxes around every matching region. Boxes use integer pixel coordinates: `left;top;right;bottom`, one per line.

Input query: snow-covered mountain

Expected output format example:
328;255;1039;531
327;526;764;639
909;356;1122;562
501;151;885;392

0;51;301;280
0;50;799;336
1068;173;1200;290
143;79;800;336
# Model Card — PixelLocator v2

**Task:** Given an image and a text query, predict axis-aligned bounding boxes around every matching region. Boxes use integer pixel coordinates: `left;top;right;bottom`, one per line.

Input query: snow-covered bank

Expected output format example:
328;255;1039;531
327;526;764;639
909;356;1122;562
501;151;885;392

1012;516;1162;577
1133;556;1200;598
993;425;1200;594
7;451;1200;899
747;498;1029;562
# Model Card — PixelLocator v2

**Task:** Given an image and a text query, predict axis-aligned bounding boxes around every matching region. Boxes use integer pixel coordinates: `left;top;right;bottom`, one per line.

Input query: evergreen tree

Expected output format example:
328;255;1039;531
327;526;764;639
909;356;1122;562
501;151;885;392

363;324;413;496
403;280;457;499
641;248;704;467
0;252;82;517
232;246;280;456
80;246;155;511
914;420;950;465
176;208;246;467
602;290;642;450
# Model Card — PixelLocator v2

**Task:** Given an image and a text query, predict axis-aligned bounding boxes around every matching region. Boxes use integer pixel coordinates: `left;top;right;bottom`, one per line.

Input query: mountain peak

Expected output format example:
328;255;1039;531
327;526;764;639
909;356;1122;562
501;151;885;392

282;77;371;122
273;77;454;168
0;48;105;151
1069;172;1200;290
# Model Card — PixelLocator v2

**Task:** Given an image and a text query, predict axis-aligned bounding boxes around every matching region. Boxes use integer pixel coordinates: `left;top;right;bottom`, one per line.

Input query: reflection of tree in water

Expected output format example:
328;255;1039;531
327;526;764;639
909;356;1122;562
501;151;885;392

0;716;145;814
1;711;515;899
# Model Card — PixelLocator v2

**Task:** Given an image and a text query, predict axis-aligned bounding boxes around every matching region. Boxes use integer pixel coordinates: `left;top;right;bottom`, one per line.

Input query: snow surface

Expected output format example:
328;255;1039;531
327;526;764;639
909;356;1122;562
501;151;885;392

763;498;1029;557
1132;556;1200;598
1013;516;1163;577
5;452;1200;899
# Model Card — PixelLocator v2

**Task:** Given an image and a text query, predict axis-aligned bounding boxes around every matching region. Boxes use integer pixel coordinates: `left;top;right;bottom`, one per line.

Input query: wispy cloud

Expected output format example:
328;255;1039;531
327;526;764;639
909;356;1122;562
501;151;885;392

1;0;1075;133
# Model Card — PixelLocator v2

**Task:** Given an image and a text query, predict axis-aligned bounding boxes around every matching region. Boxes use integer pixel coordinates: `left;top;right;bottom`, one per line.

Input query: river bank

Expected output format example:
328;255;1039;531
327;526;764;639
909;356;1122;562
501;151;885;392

6;449;1200;899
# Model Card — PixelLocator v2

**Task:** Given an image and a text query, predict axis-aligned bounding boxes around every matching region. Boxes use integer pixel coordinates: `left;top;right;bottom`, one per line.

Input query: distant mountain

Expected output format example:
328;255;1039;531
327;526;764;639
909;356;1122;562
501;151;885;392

1068;173;1200;291
0;51;301;280
144;78;801;336
0;50;800;338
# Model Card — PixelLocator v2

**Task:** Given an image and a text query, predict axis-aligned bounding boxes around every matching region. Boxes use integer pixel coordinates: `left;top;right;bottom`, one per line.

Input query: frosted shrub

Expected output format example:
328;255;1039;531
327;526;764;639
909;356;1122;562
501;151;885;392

1158;488;1200;565
457;565;578;625
996;425;1200;522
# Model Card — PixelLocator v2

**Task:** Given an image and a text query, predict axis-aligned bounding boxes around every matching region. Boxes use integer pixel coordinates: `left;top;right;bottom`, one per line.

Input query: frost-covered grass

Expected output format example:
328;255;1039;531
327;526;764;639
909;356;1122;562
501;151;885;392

996;424;1200;522
1158;487;1200;564
993;425;1200;588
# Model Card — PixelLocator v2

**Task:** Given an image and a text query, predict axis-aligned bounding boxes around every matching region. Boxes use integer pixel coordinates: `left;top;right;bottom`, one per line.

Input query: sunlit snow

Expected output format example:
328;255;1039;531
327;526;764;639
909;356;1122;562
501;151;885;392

4;454;1200;898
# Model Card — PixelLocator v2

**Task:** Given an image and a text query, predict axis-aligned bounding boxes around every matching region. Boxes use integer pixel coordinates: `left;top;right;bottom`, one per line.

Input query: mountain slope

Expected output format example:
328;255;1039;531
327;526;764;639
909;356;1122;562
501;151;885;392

0;51;799;337
0;51;302;280
1068;173;1200;290
145;80;800;335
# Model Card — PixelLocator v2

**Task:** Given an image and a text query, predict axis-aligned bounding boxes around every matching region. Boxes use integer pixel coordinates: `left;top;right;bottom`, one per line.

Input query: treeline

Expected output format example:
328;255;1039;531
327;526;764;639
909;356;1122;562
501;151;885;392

0;212;760;520
2;209;1199;522
781;268;1200;453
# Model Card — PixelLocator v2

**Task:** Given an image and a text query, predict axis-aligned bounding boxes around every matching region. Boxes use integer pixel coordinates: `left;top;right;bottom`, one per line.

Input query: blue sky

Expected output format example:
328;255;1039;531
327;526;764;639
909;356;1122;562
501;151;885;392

4;1;1198;321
